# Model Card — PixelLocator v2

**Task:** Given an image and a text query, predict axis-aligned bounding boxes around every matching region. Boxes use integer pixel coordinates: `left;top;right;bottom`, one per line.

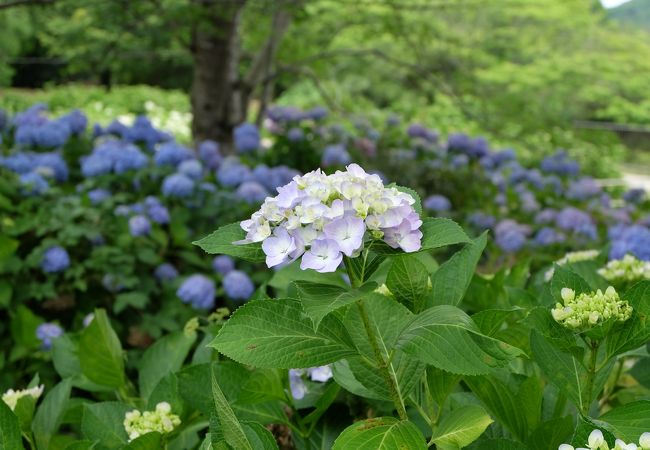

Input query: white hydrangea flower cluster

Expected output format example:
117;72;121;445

1;385;44;410
598;255;650;284
559;429;650;450
123;402;181;442
239;164;423;273
551;286;632;330
289;365;333;400
545;250;600;281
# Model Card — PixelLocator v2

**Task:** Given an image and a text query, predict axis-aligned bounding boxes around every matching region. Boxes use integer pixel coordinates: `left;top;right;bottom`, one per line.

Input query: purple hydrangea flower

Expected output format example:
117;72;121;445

19;172;49;195
177;274;215;309
129;215;151;237
424;195;451;212
467;212;496;230
36;323;63;350
609;225;650;261
148;204;170;224
41;246;70;273
236;181;269;204
178;159;204;180
287;127;305;142
162;173;194;198
540;151;580;176
154;263;179;282
407;124;438;142
154;142;193;167
566;177;601;200
321;145;351;167
300;239;343;273
534;227;566;246
555;207;597;239
88;188;111;205
494;220;528;253
216;159;252;187
624;188;645;204
223;270;255;301
212;255;235;274
198;140;222;170
234;123;260;153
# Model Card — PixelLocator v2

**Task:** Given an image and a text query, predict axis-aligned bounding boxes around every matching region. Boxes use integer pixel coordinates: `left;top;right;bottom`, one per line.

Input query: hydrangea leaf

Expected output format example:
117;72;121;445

570;415;617;449
0;400;21;450
293;280;377;328
430;405;493;450
331;417;427;450
397;305;524;375
79;309;125;389
32;378;72;450
606;281;650;359
124;432;162;449
193;223;265;263
599;401;650;443
386;254;429;312
210;298;356;368
210;369;253;450
428;232;487;308
138;329;197;402
81;402;131;448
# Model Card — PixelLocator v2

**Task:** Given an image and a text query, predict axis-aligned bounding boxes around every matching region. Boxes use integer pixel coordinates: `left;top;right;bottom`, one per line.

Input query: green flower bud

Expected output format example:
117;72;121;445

551;286;632;331
599;255;650;284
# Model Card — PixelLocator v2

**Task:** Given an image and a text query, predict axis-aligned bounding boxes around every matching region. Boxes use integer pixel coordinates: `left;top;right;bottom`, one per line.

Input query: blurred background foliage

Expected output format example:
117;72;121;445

1;0;650;174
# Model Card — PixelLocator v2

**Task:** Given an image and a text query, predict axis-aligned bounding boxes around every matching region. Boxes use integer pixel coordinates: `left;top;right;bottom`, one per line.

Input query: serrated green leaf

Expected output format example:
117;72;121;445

241;422;279;450
472;307;522;337
193;223;265;262
81;402;131;449
599;401;650;443
431;405;493;450
238;369;286;404
139;330;196;401
0;400;21;450
386;254;429;312
211;369;253;450
32;378;72;450
79;309;125;388
293;281;376;328
332;418;426;450
429;233;487;308
397;305;524;375
606;281;650;359
210;298;356;368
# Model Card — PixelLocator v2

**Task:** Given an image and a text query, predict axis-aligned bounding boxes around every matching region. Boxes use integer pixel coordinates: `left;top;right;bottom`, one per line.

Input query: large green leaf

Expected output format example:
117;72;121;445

32;378;72;450
332;418;427;450
210;369;253;450
386;254;429;312
238;369;286;404
78;309;125;388
396;305;524;375
343;294;424;404
193;223;265;263
293;281;376;328
431;405;493;450
81;402;131;449
210;298;356;368
599;401;650;443
550;266;592;305
139;329;197;401
0;400;21;450
241;422;279;450
606;281;650;359
428;233;487;308
124;432;162;449
530;330;592;411
527;416;574;450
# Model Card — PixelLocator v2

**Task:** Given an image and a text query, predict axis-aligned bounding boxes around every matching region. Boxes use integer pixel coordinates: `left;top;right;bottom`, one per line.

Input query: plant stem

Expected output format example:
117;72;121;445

582;338;600;415
356;298;408;420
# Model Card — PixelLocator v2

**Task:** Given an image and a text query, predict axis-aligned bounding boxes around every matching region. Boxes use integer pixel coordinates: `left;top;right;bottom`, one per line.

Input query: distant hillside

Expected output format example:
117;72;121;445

609;0;650;29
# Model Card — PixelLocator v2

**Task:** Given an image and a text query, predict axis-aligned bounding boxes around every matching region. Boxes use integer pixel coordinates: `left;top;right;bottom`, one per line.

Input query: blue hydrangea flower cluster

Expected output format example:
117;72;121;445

81;140;148;177
36;323;63;350
41;246;70;273
177;274;216;310
222;270;255;301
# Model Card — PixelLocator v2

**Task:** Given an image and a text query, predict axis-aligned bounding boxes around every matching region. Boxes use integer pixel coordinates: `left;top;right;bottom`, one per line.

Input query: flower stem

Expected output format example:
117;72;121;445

356;298;408;421
582;338;600;415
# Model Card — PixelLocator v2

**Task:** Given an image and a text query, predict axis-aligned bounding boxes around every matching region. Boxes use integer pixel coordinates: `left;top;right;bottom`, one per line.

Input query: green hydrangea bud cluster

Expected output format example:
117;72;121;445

598;254;650;284
559;429;650;450
545;250;600;281
551;286;632;330
1;385;44;411
123;401;181;442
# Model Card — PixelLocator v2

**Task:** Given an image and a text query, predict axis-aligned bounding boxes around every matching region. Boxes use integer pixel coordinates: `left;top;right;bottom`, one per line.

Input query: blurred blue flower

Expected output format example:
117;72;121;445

566;177;601;200
41;246;70;273
609;225;650;261
198;140;222;170
306;106;328;121
129;215;151;237
534;227;566;246
162;173;194;198
216;159;252;187
540;151;580;176
555;207;597;239
467;212;496;230
154;142;193;167
36;323;63;350
287;127;305;142
155;263;179;282
148;204;170;224
19;172;49;195
534;208;557;224
88;188;111;204
423;194;451;212
234;123;260;153
212;255;235;275
322;144;351;167
407;124;438;142
178;159;203;180
623;188;645;204
58;109;87;135
177;274;215;309
494;220;528;253
236;181;269;204
223;270;255;301
102;273;124;293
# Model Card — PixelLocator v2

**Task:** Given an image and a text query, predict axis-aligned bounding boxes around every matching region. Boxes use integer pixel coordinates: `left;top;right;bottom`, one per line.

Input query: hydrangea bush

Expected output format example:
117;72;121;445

1;103;650;449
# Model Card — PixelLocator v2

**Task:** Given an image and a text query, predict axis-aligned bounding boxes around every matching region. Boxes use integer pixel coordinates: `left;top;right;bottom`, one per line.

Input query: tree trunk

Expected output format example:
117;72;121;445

190;0;247;147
